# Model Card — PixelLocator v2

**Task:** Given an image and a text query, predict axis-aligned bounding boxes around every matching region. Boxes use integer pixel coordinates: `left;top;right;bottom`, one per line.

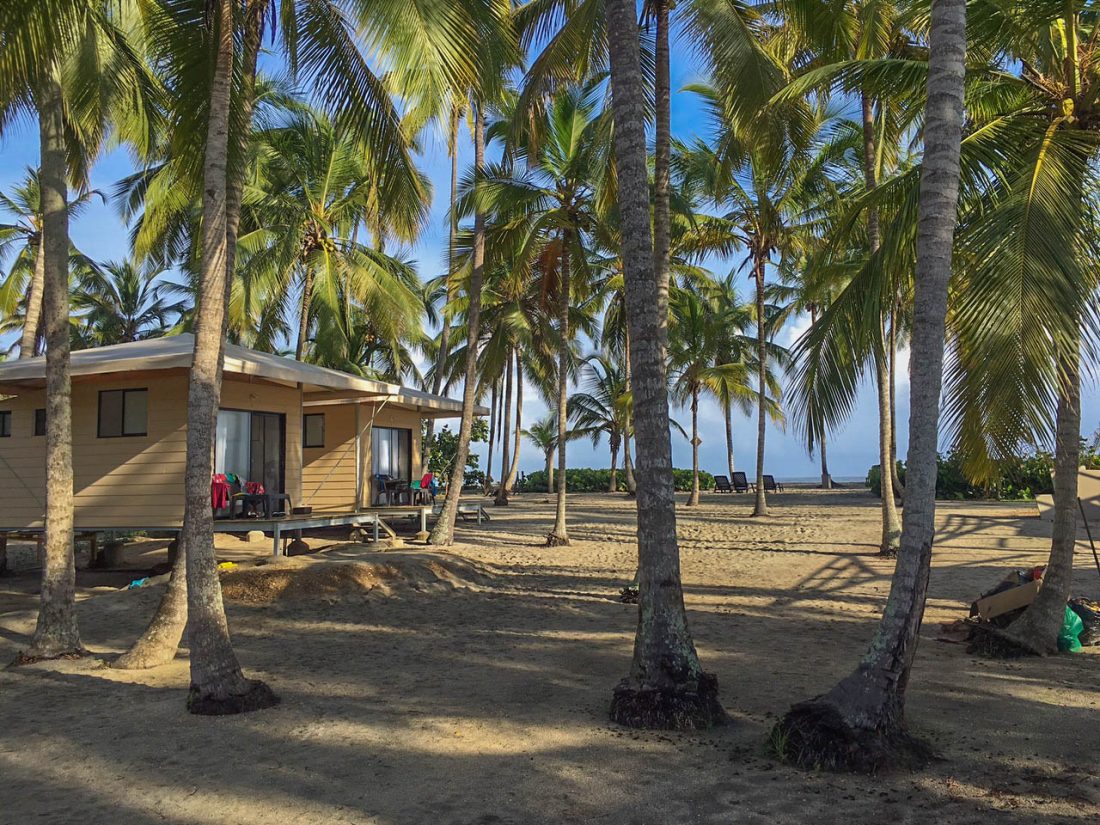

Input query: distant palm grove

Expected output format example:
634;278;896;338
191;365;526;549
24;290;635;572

2;0;1089;772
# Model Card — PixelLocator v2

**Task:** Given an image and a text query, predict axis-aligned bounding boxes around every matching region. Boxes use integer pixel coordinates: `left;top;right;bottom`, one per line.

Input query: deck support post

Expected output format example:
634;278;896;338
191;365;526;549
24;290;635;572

272;522;282;557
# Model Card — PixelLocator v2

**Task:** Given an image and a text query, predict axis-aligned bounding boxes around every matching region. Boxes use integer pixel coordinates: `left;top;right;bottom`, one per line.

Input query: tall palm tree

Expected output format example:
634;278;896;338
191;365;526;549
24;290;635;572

1;0;156;662
571;352;631;492
474;84;610;544
604;0;724;729
71;259;184;346
775;0;968;771
0;170;103;357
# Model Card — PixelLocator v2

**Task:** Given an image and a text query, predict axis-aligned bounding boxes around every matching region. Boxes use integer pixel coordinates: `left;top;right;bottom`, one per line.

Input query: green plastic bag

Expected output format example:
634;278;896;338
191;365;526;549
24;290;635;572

1058;606;1084;653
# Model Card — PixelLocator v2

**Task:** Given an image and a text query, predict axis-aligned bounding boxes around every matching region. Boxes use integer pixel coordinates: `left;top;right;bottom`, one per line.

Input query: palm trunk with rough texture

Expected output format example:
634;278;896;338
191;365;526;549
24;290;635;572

609;435;620;492
547;231;571;546
775;0;966;770
1007;346;1080;653
861;93;901;554
545;449;554;493
425;108;462;463
505;352;522;491
653;0;671;327
295;268;313;360
184;0;276;714
486;380;497;490
429;104;486;546
724;403;735;480
753;260;768;517
605;0;724;729
888;316;904;498
24;74;82;661
820;429;832;489
623;329;637;494
688;385;701;506
495;349;513;506
116;3;265;670
20;245;45;359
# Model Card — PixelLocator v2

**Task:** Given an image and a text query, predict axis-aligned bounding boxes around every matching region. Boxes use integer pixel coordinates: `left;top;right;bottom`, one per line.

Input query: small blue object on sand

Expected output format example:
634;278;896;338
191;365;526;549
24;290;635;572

127;577;149;590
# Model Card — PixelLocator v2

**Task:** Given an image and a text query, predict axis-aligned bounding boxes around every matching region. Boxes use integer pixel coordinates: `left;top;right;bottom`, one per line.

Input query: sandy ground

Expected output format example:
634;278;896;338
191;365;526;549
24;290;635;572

1;488;1099;824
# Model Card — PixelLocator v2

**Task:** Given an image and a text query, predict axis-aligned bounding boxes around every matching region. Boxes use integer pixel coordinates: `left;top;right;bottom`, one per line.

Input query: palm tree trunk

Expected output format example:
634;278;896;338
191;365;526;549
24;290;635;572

605;0;723;728
495;347;513;506
485;380;497;491
1007;342;1080;653
609;434;619;492
184;0;276;714
860;92;902;553
820;429;832;489
775;0;966;768
724;402;735;480
429;102;487;546
688;384;701;506
888;315;904;498
20;243;45;359
753;259;768;517
623;328;637;494
295;268;314;360
116;2;265;670
505;351;523;491
23;72;82;661
653;0;671;327
547;230;571;545
545;448;554;494
425;106;461;464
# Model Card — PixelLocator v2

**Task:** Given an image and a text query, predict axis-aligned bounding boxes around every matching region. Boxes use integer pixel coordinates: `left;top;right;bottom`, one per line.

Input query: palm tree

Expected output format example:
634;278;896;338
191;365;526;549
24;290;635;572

570;353;631;492
522;411;589;492
239;110;427;360
70;259;183;346
474;84;610;544
604;0;724;729
775;0;968;771
1;0;156;662
678;94;835;517
0;170;103;357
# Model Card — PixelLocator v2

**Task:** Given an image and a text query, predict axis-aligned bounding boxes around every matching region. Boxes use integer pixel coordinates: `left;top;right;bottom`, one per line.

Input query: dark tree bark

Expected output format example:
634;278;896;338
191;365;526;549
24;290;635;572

652;0;671;326
752;258;768;517
183;0;276;714
485;379;497;491
1007;346;1080;653
605;0;724;729
429;104;487;545
23;72;83;662
623;329;638;495
774;0;966;771
547;230;571;546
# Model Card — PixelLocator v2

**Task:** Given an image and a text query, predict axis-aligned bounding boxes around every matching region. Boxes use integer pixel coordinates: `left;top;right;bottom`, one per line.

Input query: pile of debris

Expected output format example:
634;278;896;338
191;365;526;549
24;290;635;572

939;567;1100;655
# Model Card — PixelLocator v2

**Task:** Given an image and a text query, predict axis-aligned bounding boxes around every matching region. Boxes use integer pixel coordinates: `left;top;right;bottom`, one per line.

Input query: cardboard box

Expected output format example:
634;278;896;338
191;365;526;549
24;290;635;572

973;579;1042;620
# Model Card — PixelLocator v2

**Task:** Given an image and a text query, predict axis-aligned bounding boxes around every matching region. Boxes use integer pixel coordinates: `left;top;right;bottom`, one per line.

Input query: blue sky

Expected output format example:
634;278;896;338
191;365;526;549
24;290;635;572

2;31;1097;483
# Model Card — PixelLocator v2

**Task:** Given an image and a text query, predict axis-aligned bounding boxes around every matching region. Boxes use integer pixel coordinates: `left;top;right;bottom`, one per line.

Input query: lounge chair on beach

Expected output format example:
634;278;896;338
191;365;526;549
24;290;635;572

731;472;753;493
713;475;733;493
763;475;784;493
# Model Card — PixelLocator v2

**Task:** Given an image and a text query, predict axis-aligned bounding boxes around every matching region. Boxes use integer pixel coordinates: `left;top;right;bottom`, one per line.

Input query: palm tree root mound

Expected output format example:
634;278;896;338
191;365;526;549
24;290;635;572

618;586;639;604
609;673;727;730
773;700;935;774
187;678;280;716
545;531;570;547
11;647;88;667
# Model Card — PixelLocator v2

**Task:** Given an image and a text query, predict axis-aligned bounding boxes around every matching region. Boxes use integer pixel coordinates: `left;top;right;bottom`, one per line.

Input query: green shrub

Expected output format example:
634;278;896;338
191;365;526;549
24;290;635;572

517;468;714;493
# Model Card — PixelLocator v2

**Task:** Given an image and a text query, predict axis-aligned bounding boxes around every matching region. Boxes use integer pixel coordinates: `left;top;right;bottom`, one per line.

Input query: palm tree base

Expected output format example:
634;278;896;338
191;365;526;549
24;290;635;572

545;531;570;547
877;544;899;558
609;672;727;730
618;586;639;604
773;698;935;774
187;677;279;716
12;646;88;666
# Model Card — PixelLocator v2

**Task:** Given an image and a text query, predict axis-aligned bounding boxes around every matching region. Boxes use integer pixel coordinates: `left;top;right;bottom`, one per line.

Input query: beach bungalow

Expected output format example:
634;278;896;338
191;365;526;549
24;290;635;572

0;335;482;548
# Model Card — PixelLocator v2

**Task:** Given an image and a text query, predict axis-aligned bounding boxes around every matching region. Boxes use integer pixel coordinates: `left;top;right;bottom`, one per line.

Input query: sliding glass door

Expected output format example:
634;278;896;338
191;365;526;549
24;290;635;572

215;409;285;493
371;427;411;480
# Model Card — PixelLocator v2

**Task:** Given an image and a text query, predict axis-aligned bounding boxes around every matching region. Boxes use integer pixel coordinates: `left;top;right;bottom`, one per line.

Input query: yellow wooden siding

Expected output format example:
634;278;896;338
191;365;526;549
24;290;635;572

0;371;303;529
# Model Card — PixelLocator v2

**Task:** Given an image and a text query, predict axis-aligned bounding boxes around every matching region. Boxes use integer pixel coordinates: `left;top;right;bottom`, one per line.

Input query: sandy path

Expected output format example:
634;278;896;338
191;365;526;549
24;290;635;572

1;489;1098;824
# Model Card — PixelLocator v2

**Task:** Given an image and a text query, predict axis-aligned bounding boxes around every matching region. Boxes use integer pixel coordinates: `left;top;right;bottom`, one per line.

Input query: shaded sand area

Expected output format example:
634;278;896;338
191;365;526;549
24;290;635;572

1;489;1099;824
